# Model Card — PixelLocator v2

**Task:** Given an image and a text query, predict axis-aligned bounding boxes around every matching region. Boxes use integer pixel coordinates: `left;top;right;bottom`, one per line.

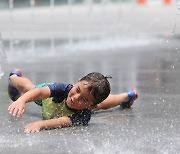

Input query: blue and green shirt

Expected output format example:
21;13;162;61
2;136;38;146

34;82;91;126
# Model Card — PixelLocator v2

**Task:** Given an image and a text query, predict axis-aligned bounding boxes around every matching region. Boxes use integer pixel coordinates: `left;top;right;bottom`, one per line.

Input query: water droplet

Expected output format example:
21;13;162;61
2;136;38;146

171;65;175;69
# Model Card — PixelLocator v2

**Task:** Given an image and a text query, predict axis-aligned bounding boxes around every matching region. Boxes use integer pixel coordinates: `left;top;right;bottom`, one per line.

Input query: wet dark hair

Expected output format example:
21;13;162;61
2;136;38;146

80;72;112;105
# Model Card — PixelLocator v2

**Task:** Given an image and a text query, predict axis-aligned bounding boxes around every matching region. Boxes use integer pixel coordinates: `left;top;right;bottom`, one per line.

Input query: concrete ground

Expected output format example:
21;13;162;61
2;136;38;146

0;36;180;153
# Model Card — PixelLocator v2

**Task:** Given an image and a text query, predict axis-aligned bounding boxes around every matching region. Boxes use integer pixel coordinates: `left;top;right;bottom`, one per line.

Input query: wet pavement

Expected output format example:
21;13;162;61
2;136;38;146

0;36;180;153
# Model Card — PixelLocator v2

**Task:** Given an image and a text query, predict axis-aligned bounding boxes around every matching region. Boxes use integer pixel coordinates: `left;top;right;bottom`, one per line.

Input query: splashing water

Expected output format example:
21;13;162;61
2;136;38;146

172;0;180;34
0;34;7;79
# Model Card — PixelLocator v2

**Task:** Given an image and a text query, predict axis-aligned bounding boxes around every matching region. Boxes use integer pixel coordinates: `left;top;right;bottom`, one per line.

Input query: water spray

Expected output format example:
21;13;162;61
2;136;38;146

0;34;8;79
172;0;180;35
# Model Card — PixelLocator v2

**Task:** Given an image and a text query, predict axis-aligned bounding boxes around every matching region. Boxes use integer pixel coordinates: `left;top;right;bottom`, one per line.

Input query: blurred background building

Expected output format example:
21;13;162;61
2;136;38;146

0;0;179;59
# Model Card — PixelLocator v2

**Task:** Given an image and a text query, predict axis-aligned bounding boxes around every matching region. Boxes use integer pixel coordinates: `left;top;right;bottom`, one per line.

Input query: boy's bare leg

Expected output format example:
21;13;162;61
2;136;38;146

9;75;35;94
94;93;129;110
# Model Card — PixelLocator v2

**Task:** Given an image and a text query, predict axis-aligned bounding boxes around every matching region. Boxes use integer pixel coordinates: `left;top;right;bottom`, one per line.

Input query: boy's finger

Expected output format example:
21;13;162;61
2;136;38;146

8;104;13;111
20;109;25;117
17;109;22;117
24;128;30;133
8;102;16;112
8;106;14;114
12;108;18;117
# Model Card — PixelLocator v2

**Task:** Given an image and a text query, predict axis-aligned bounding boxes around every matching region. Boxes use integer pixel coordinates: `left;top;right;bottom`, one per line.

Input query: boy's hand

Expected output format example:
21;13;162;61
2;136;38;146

24;121;43;133
8;100;26;117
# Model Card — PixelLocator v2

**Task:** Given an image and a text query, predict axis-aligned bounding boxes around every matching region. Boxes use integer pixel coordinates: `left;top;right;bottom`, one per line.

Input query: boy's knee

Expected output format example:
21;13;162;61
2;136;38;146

9;75;19;86
9;74;18;80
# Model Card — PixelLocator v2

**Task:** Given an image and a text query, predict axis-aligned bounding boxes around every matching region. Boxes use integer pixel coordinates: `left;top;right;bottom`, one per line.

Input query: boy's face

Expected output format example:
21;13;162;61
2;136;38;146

66;80;95;110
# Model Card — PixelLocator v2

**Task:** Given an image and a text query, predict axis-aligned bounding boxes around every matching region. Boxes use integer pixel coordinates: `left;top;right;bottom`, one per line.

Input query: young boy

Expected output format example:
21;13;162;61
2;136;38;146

8;69;138;133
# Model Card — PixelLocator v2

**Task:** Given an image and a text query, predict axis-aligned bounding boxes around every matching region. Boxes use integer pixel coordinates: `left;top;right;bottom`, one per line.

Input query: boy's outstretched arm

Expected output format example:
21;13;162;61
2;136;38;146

8;86;50;117
93;93;129;110
24;117;72;133
93;88;138;110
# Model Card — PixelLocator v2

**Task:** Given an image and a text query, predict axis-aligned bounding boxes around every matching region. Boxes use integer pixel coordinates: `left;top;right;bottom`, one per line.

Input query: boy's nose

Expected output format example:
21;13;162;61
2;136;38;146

72;93;81;102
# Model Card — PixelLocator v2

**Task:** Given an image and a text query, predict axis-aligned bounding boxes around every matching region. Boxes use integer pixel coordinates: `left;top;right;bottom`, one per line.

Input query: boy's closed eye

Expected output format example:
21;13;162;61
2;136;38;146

76;86;80;93
76;85;89;103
